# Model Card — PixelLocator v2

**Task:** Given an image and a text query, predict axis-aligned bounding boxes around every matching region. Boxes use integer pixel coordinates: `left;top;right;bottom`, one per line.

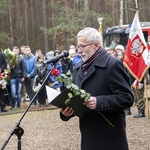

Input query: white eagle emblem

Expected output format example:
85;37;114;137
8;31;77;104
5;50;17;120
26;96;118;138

131;39;143;56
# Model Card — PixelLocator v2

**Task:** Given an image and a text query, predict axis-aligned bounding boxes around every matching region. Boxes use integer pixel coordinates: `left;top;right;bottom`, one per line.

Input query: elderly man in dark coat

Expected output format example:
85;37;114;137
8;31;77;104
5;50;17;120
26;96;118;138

60;27;134;150
0;51;7;112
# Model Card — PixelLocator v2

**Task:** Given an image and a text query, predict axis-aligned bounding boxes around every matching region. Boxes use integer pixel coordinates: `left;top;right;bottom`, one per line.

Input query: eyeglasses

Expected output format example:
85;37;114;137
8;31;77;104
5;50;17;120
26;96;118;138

76;42;95;50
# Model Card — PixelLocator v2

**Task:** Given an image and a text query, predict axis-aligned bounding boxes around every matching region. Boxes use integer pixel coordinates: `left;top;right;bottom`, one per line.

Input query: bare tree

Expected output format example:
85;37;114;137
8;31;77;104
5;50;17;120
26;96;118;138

112;0;115;25
125;0;129;23
84;0;89;11
30;0;35;46
8;0;14;47
24;0;29;45
51;0;56;50
119;0;123;25
42;0;48;53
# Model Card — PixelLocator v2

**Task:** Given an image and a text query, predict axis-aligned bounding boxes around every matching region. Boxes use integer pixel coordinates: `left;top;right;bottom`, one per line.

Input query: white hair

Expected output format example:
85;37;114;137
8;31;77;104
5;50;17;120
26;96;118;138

77;27;102;46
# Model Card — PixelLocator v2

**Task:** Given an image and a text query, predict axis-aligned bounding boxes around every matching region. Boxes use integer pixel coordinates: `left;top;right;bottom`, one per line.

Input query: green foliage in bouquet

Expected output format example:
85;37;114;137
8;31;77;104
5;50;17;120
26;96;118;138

65;83;91;105
56;70;91;105
3;48;18;68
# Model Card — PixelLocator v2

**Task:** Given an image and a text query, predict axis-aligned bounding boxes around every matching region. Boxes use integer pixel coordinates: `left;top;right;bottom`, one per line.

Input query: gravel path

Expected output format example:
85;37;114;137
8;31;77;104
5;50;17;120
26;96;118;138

0;105;150;150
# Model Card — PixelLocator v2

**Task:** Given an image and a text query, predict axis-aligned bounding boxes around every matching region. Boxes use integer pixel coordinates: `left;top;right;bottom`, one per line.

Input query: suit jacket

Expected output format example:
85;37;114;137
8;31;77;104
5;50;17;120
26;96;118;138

72;49;134;150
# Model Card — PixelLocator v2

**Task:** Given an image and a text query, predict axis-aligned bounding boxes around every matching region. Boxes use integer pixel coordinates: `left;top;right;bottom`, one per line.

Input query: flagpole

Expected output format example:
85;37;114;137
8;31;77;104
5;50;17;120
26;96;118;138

135;0;138;11
135;0;139;19
97;17;103;48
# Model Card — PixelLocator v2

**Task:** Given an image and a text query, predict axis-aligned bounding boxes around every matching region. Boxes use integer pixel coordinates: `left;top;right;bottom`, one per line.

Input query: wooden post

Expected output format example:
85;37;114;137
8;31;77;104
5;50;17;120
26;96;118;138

97;17;103;48
144;76;150;118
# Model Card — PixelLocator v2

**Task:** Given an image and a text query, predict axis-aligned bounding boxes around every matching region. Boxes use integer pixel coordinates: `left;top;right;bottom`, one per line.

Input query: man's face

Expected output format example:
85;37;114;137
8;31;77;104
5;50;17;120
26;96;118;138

117;52;123;60
20;46;25;54
24;47;31;56
77;37;96;62
35;51;42;57
12;48;19;54
115;49;122;54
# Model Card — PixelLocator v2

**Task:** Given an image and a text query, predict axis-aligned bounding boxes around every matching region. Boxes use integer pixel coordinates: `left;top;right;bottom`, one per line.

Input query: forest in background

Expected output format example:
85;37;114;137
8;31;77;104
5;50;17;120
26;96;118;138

0;0;150;54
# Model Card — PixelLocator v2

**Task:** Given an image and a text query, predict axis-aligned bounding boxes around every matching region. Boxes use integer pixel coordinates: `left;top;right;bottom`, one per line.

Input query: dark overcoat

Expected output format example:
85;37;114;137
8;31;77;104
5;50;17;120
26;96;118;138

72;49;134;150
0;52;7;106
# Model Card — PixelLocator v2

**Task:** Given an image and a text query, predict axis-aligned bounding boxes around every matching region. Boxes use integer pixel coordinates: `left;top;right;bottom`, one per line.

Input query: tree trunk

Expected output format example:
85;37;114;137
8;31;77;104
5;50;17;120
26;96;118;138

51;0;56;50
42;0;48;53
30;0;34;48
119;0;123;26
84;0;89;11
24;0;29;45
8;0;14;48
62;0;69;50
124;0;129;23
112;0;115;25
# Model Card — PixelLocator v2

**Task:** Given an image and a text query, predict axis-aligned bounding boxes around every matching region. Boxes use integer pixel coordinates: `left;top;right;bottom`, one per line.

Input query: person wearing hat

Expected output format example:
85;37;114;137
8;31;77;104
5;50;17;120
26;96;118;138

68;46;82;67
45;51;54;60
54;50;61;56
69;49;76;60
115;45;125;55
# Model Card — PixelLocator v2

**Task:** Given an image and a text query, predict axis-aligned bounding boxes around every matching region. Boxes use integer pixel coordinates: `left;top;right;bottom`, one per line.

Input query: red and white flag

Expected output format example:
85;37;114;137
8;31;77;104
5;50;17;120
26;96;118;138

123;12;150;82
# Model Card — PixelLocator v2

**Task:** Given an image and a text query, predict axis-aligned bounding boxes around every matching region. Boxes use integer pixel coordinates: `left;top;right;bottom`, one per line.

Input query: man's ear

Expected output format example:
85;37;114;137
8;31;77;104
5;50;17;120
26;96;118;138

94;42;100;49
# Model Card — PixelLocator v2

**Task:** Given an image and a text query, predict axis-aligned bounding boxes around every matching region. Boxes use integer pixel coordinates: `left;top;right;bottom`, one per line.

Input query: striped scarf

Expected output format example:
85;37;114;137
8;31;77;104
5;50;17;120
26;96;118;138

82;47;102;75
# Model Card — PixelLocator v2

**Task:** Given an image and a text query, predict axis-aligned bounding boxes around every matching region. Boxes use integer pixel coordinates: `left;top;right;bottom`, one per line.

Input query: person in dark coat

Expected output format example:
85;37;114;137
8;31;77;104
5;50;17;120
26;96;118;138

60;27;134;150
0;51;7;112
33;53;49;107
10;46;26;109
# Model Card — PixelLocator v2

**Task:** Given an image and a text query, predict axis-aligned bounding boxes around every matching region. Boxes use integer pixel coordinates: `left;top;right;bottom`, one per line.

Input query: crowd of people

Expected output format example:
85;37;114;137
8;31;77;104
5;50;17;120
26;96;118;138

0;33;149;119
0;45;82;113
0;27;149;150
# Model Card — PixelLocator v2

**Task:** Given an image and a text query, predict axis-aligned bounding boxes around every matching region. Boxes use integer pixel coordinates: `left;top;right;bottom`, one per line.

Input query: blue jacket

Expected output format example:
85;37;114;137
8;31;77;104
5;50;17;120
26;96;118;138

23;54;36;79
72;55;82;68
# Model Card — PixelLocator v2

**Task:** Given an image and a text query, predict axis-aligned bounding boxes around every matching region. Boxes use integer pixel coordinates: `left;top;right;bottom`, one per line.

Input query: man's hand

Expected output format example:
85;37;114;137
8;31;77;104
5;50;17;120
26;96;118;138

60;107;74;117
83;96;97;109
20;78;24;82
26;75;31;79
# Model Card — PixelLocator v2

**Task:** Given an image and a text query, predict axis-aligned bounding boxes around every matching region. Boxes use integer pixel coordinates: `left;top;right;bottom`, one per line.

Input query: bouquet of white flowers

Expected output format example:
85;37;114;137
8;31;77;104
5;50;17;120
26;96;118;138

0;69;10;89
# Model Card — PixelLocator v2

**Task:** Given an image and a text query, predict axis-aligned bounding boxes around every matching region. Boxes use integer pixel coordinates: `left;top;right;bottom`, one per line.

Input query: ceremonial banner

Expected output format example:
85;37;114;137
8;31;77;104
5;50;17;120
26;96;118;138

123;12;150;82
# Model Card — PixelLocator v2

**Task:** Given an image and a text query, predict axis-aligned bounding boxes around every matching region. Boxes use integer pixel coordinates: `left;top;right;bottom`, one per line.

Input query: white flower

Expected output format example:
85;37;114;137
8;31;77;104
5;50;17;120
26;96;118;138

9;50;15;55
0;79;7;89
